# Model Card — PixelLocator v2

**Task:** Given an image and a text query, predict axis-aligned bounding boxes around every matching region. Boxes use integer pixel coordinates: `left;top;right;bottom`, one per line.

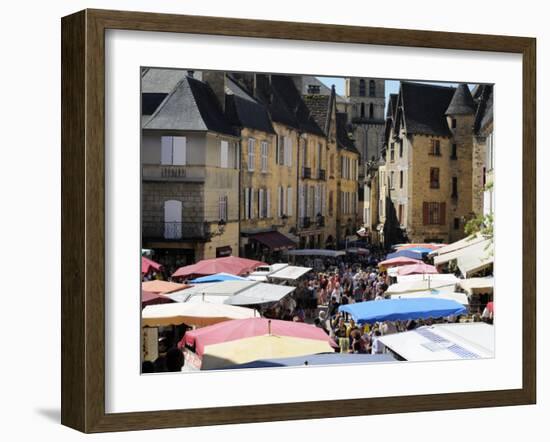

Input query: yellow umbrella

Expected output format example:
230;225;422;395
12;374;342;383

141;302;259;327
200;334;334;370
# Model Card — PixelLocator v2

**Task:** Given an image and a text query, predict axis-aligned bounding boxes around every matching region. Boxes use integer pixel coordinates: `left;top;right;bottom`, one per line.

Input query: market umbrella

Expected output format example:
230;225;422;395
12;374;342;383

338;298;466;325
189;273;249;283
141;290;174;307
386;248;432;261
395;243;446;251
142;256;163;274
142;280;189;294
142;302;259;327
397;263;439;276
181;317;337;356
378;256;422;269
200;334;335;370
172;256;265;279
216;353;395;369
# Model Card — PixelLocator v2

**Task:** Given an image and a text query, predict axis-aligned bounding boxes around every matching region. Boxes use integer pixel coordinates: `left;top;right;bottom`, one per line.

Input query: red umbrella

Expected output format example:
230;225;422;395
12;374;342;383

141;290;174;307
486;301;494;314
397;263;439;276
172;256;265;279
378;257;422;269
142;256;163;275
179;317;337;356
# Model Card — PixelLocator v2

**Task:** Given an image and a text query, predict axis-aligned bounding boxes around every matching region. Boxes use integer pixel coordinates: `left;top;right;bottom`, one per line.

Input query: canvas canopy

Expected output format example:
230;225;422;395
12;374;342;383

390;290;469;306
141;280;189;294
338;298;466;324
141;302;259;327
385;279;457;294
189;273;249;283
268;265;312;280
456;240;494;277
396;273;459;284
457;277;494;295
429;233;485;257
172;256;265;279
217;353;395;369
378;323;494;361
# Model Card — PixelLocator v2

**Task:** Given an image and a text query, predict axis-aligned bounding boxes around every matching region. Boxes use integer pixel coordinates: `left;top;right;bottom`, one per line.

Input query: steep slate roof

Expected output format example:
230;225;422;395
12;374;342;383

268;75;326;137
142;68;187;93
143;76;237;136
445;83;476;115
299;76;349;104
142;92;168;116
473;84;494;134
400;82;456;137
302;94;330;133
336;113;359;155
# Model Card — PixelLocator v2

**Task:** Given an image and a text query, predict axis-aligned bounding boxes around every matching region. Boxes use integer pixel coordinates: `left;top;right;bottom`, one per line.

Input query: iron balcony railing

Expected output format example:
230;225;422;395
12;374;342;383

142;221;211;241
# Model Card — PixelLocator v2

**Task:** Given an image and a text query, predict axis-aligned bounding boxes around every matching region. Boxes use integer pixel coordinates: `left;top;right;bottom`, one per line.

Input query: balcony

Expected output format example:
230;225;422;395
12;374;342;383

142;221;211;241
318;169;326;180
299;217;311;229
142;165;207;182
301;167;311;179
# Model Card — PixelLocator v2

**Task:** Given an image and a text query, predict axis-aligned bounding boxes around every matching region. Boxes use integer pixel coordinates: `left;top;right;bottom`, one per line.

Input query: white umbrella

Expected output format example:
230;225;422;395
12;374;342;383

142;302;259;327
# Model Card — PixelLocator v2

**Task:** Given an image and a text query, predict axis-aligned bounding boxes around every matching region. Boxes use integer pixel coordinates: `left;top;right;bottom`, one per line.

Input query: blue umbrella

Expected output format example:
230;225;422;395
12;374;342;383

189;272;249;283
386;248;431;260
338;298;466;324
213;353;396;369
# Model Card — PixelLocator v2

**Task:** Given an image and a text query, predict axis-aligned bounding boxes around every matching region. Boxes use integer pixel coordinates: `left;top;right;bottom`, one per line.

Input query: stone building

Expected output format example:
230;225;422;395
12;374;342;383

378;82;478;244
222;73;298;260
141;69;240;270
472;84;494;216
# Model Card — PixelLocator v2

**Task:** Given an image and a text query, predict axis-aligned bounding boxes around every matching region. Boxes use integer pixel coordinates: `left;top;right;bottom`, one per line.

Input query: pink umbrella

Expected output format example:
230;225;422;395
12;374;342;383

141;290;174;307
395;243;446;251
172;256;265;279
142;256;163;275
378;257;422;269
179;317;337;356
397;263;439;276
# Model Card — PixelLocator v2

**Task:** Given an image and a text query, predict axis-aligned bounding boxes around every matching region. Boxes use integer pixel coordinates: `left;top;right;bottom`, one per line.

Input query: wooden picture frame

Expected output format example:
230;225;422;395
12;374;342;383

61;8;536;433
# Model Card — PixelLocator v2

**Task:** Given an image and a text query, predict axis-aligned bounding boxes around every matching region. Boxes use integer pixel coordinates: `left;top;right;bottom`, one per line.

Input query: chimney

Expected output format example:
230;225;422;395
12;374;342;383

202;71;227;112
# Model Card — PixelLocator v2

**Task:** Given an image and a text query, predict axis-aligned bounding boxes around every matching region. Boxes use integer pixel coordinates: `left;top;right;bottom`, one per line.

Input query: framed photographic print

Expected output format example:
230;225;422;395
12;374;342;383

61;9;536;433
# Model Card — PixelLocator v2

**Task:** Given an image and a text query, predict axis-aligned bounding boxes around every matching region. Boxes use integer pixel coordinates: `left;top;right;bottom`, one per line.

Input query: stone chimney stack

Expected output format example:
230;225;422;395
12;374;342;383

202;71;227;112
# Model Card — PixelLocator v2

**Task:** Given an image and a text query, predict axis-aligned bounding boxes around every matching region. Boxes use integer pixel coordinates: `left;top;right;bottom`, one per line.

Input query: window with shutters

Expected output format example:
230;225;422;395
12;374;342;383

430;168;440;189
218;195;228;221
260;141;268;173
278;186;284;218
423;202;446;225
390;171;395;189
247;139;255;171
244;188;250;220
161;136;186;165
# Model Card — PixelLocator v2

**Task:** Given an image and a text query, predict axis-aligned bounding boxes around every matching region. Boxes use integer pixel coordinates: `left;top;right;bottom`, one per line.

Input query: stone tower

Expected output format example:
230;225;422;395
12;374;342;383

445;83;476;243
344;78;386;167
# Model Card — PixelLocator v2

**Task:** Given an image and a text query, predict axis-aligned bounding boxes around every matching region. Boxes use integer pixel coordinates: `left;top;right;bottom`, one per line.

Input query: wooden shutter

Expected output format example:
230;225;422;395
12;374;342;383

267;189;271;218
172;136;186;165
287;187;293;216
244;188;249;219
161;136;173;165
423;202;429;225
259;189;264;218
220;140;228;168
439;202;446;225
